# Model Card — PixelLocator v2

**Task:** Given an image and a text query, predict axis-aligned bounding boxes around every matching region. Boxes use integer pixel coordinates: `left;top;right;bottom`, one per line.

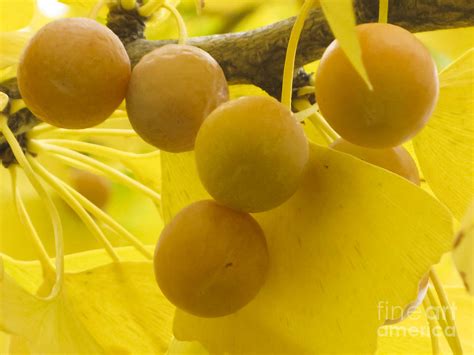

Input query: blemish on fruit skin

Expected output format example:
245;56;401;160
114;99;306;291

297;236;302;247
460;271;470;292
453;231;464;248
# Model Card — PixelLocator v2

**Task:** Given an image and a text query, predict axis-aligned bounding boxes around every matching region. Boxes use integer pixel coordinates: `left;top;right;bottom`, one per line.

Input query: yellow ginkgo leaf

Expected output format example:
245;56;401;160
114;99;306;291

0;331;10;353
166;337;208;355
154;0;181;22
319;0;372;89
161;143;453;353
0;31;32;69
1;258;102;353
453;201;474;295
229;84;268;99
6;334;31;353
0;0;35;32
377;287;474;354
417;27;474;65
58;0;96;9
160;151;209;223
414;49;474;220
58;0;108;21
1;247;175;354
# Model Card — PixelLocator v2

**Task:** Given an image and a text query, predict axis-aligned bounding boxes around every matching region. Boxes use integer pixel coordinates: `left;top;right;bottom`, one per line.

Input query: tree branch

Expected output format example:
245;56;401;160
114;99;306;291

123;0;474;96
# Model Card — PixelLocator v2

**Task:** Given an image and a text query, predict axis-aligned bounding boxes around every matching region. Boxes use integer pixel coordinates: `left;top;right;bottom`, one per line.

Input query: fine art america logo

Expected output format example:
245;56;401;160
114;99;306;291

377;300;458;338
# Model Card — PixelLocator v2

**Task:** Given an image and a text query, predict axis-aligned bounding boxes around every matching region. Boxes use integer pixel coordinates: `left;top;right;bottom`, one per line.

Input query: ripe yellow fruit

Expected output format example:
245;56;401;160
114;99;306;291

330;138;420;185
71;170;111;209
316;23;439;148
18;18;131;129
154;200;269;317
195;96;309;213
126;44;229;152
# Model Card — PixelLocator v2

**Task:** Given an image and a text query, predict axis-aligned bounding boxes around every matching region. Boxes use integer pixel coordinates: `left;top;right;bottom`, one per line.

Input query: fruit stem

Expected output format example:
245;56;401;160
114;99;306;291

378;0;389;24
429;269;464;353
296;85;315;97
423;296;441;355
0;92;8;111
293;101;317;122
29;157;121;263
9;167;56;283
312;108;338;142
427;286;451;333
29;140;162;204
281;0;315;108
27;123;57;137
163;3;188;45
138;0;164;17
293;98;338;145
35;139;144;161
29;127;138;139
0;114;64;300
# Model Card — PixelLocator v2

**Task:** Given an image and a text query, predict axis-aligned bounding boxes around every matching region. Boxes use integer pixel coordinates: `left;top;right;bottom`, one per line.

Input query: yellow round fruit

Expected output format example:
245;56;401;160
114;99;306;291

330;138;420;185
195;96;309;213
17;18;131;129
316;23;439;148
154;200;269;318
126;44;229;152
71;169;111;209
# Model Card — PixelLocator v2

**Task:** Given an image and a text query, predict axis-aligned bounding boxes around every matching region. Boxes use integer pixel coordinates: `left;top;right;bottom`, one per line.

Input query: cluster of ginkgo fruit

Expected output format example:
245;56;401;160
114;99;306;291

17;13;438;318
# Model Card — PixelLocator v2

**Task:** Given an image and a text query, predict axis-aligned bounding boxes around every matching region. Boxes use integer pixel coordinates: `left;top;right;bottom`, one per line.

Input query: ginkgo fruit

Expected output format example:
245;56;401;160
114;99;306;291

126;44;229;152
316;23;439;148
195;96;309;213
154;200;269;318
71;169;111;209
330;138;420;185
17;18;131;129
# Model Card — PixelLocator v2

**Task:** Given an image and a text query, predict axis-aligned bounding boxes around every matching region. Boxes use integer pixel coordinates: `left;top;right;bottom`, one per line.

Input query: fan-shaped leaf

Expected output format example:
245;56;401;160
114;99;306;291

0;0;35;32
414;49;474;220
1;247;174;354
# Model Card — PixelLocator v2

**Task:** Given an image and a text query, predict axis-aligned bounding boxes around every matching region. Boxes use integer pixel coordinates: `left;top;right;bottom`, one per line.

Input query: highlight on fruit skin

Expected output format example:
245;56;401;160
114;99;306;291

195;96;309;213
126;44;229;153
70;169;111;209
17;17;131;129
316;23;439;149
154;200;269;318
330;138;420;185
